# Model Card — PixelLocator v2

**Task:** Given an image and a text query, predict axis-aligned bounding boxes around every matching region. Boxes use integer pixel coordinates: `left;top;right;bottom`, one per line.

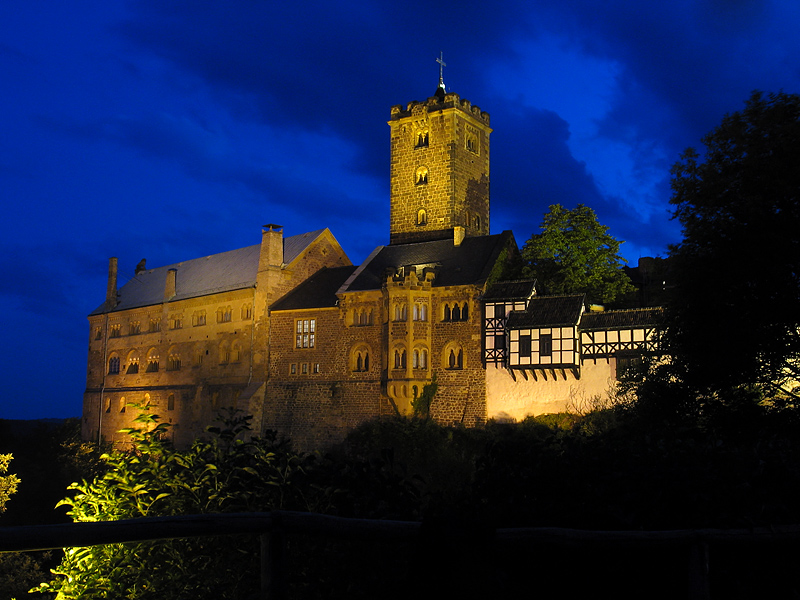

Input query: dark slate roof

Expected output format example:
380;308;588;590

91;229;327;315
482;279;537;301
271;266;358;311
579;307;664;331
506;295;585;329
340;231;515;293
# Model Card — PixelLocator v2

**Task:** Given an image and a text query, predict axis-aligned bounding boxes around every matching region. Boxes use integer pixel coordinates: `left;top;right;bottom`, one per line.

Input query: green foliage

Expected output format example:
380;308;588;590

521;204;634;304
410;373;438;420
36;409;331;599
0;454;20;514
668;91;800;399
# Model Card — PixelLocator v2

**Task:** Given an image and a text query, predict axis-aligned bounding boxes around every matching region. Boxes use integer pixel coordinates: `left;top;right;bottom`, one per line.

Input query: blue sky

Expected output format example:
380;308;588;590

2;0;799;420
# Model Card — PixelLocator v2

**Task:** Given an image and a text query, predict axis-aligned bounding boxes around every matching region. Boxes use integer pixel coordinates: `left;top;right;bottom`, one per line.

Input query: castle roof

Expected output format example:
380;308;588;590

91;229;327;315
579;307;664;330
270;266;358;311
506;295;585;329
483;279;537;301
339;231;515;293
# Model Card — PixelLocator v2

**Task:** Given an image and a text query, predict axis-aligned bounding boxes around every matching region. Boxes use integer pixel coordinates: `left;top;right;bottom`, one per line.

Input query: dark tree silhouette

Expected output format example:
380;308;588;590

668;91;800;400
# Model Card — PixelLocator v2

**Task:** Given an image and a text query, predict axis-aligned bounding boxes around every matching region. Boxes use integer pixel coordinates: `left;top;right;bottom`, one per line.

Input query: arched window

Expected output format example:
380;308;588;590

394;304;407;322
241;304;253;320
219;341;230;364
417;208;427;225
167;353;181;371
104;397;111;413
451;303;461;321
413;347;428;369
231;341;241;362
108;355;120;374
119;397;126;413
461;302;469;321
394;348;407;369
126;354;139;374
415;166;428;185
352;345;371;372
443;304;451;321
416;130;429;148
146;349;159;373
167;394;175;411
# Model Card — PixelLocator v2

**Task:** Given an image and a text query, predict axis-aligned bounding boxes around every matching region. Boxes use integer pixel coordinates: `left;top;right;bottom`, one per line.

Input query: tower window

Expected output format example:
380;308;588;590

417;208;427;226
415;130;429;148
415;166;429;185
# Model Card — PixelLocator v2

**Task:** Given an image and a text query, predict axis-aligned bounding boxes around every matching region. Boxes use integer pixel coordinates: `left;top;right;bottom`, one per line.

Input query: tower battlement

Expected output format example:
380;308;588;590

389;93;490;125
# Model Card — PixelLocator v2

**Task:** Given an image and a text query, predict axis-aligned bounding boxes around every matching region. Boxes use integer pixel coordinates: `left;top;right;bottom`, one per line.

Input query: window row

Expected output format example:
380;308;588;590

389;343;464;370
100;304;254;338
351;309;374;326
107;343;244;374
392;302;429;322
289;362;321;375
104;392;176;414
442;302;469;322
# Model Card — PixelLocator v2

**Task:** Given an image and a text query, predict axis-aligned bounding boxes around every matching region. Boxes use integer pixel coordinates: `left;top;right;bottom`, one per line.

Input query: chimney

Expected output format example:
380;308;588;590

454;226;466;247
106;257;118;308
259;224;284;271
165;268;177;301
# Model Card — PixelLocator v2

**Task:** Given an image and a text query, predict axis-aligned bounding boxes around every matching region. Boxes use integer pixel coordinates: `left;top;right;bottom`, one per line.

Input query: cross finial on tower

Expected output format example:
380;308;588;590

436;52;446;91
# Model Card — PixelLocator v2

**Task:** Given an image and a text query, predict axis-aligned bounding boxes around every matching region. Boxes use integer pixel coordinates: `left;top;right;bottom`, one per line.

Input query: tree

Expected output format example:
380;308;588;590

521;204;634;304
668;91;800;399
0;454;19;514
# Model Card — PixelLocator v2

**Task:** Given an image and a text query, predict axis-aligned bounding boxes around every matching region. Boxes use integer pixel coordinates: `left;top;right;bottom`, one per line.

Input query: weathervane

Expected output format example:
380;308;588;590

436;52;446;91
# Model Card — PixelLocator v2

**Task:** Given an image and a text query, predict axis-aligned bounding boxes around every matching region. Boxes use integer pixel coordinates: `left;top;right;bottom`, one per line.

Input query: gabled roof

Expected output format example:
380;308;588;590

483;279;537;301
91;230;327;315
340;231;515;293
271;266;358;311
579;307;664;330
506;295;585;329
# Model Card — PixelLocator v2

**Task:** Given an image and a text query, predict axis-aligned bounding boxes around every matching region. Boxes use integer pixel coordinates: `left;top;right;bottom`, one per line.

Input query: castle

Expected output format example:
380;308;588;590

84;76;661;449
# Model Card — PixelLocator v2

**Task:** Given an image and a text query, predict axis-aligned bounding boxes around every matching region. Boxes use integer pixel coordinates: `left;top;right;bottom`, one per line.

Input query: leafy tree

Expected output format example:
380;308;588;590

521;204;634;304
0;454;19;513
0;455;51;600
668;91;800;399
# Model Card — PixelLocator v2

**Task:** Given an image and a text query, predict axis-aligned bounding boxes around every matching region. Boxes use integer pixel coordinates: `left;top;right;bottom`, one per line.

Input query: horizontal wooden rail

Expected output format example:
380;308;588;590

2;511;800;553
3;512;800;599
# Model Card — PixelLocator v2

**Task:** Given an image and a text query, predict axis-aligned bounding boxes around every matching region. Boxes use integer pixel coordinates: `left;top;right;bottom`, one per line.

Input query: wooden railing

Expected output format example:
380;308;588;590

2;512;800;599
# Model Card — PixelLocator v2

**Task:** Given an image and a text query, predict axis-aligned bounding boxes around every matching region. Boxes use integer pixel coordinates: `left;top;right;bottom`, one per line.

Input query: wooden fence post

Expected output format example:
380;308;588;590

261;514;285;600
688;541;710;600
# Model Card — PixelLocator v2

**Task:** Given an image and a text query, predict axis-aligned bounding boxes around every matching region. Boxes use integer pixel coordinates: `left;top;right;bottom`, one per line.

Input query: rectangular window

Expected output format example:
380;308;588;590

301;363;309;374
295;319;316;348
494;334;506;350
313;363;320;374
519;334;532;356
290;363;297;375
540;333;553;357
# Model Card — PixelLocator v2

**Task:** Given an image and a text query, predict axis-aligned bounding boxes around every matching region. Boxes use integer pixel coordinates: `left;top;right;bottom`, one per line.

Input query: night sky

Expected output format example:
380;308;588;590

2;1;799;420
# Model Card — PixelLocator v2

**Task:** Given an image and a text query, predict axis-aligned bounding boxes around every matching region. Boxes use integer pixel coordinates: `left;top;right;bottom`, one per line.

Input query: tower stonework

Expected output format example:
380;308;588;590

388;91;492;245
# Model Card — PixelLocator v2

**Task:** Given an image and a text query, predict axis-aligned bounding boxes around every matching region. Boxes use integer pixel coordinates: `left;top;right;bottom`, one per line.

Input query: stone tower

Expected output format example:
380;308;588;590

388;78;492;245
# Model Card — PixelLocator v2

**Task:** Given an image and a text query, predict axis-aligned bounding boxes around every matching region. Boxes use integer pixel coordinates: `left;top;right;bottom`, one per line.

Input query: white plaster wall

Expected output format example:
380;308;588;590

486;360;617;422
